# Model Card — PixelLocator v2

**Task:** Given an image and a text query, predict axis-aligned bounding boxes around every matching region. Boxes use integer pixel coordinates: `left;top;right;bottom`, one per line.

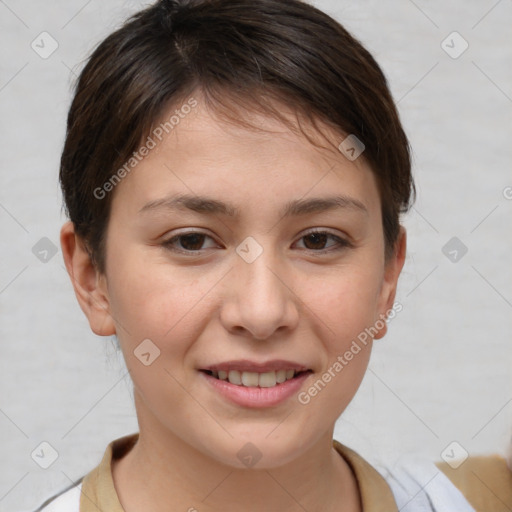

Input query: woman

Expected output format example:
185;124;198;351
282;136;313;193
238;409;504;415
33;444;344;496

34;0;509;510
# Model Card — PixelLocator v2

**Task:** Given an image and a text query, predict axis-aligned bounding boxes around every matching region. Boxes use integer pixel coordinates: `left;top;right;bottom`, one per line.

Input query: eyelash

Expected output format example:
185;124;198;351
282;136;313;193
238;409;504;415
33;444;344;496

161;229;352;256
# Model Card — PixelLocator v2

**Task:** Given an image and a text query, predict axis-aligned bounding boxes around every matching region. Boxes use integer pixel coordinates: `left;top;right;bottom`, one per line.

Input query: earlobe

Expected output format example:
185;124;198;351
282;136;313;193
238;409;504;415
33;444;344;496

373;227;407;340
60;221;116;336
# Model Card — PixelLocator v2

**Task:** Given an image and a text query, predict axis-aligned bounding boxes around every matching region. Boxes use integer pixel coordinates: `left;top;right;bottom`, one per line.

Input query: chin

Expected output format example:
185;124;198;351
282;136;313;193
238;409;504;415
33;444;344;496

203;433;311;470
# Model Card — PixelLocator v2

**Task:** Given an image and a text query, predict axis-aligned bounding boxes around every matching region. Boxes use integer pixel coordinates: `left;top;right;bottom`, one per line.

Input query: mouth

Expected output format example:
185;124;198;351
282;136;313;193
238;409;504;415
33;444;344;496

198;361;314;408
199;368;313;388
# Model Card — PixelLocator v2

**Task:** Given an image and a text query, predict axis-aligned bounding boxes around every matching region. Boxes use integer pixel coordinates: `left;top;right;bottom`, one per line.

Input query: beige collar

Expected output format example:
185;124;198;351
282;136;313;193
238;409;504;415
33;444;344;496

80;433;397;511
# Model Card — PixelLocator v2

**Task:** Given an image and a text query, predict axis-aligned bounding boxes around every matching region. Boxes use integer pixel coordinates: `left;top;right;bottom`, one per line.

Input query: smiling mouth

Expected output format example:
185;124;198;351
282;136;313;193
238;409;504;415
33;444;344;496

200;369;313;388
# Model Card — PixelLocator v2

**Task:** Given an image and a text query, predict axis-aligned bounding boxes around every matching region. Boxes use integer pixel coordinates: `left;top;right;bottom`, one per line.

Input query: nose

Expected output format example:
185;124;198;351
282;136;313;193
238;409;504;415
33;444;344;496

219;246;300;340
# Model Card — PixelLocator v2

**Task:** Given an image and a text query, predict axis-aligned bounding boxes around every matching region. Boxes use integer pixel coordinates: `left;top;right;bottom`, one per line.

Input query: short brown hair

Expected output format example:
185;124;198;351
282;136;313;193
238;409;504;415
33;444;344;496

60;0;415;274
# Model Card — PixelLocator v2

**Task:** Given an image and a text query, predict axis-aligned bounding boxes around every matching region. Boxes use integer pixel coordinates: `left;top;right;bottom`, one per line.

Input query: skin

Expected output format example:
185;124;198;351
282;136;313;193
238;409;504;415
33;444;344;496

61;95;406;512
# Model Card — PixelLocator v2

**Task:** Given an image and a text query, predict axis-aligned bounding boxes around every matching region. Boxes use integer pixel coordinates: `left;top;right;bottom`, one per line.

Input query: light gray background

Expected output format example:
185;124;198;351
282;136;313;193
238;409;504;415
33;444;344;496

1;1;511;510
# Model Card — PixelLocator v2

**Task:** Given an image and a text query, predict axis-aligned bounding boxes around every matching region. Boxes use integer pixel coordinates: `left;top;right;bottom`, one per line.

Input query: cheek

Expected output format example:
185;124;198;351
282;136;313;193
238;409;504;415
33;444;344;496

295;269;381;417
106;262;215;407
106;251;219;351
303;263;384;345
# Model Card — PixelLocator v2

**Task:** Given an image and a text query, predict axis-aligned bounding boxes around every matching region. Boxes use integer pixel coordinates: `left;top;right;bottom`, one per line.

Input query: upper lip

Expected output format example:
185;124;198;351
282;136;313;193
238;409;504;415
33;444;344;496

200;359;311;373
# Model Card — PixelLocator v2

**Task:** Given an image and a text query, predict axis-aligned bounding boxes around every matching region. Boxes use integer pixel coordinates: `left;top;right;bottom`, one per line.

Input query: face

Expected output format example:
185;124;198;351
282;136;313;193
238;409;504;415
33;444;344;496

65;97;405;469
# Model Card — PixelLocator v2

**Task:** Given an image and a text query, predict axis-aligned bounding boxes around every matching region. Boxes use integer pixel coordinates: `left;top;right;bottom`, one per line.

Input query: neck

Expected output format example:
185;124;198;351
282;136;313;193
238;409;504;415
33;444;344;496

112;393;361;512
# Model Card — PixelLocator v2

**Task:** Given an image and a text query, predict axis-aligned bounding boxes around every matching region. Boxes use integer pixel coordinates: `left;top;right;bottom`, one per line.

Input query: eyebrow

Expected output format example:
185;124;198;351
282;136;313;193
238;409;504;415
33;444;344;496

138;193;368;218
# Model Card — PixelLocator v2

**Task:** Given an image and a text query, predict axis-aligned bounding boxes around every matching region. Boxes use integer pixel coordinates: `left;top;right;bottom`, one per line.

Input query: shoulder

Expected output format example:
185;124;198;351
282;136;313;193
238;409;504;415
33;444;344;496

436;454;512;512
333;440;475;511
377;454;477;512
32;480;82;512
32;433;138;512
383;457;475;512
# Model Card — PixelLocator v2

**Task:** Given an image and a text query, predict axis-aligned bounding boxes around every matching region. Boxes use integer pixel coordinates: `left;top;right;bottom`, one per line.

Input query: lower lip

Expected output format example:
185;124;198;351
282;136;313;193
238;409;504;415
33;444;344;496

199;371;312;408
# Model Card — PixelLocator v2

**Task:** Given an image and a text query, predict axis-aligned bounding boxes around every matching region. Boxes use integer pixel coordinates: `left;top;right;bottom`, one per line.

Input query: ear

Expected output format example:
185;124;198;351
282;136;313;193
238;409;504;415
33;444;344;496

60;221;116;336
373;227;407;340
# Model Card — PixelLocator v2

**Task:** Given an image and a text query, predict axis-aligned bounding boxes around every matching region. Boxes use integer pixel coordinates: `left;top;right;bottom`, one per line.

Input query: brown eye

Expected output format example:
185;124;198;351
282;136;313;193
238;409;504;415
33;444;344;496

162;232;217;253
302;232;329;250
295;230;351;254
176;233;206;251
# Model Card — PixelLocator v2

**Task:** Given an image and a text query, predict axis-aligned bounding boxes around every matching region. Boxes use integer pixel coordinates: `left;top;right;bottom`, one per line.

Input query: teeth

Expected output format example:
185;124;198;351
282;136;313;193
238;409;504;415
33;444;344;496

211;369;301;387
228;370;242;385
258;371;277;388
241;371;259;387
276;369;287;383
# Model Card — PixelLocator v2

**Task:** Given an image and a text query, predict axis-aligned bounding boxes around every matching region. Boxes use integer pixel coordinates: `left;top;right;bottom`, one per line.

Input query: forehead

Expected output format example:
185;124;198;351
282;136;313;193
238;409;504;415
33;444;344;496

109;99;381;221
